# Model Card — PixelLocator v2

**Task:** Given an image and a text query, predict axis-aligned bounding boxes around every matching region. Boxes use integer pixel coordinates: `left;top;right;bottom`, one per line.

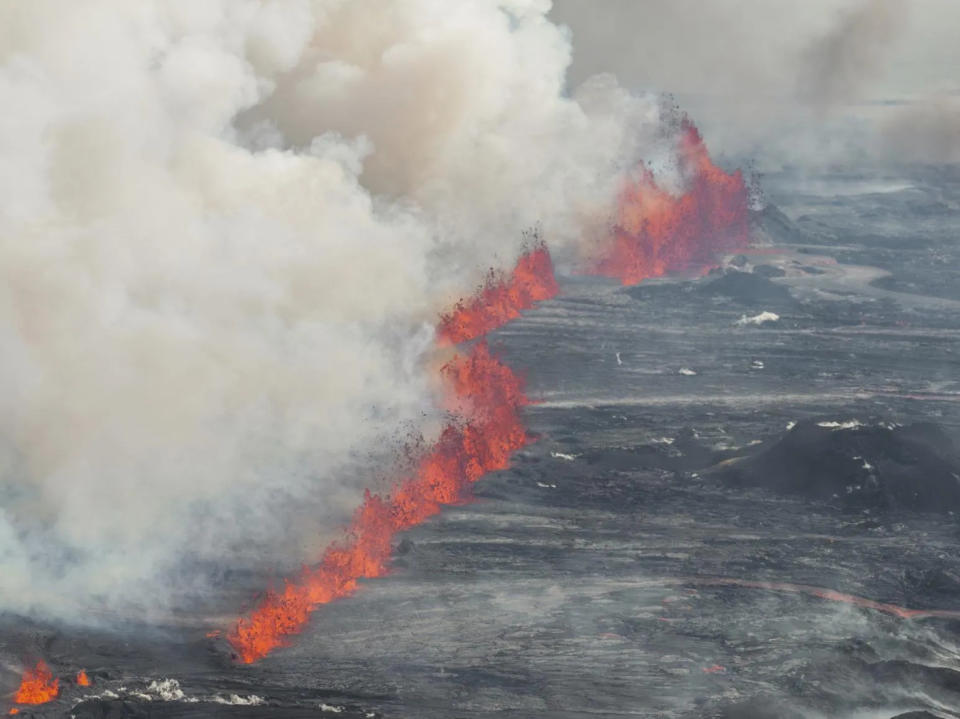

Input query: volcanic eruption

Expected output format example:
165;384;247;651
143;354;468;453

9;662;59;713
225;125;751;664
591;119;751;285
7;2;960;717
227;338;536;663
437;241;560;345
225;241;559;663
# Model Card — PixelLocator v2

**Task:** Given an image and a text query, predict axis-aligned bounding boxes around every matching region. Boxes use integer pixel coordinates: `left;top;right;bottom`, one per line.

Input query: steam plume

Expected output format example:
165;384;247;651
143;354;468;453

0;0;676;621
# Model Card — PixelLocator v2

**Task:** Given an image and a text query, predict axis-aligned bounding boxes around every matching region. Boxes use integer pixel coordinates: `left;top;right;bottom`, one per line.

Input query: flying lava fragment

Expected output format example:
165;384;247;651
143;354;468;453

591;118;751;285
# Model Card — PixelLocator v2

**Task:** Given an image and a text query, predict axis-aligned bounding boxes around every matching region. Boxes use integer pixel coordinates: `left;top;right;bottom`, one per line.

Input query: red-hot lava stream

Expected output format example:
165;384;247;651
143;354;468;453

227;245;559;664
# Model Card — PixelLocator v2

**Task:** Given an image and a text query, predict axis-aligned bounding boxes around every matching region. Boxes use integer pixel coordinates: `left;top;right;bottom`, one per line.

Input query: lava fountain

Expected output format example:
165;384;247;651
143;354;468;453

591;118;751;285
9;661;59;713
227;245;557;663
225;127;748;660
437;242;559;345
227;343;531;663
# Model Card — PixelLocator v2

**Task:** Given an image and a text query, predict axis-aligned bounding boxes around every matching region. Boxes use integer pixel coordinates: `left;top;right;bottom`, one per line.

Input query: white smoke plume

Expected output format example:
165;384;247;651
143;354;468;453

0;0;663;621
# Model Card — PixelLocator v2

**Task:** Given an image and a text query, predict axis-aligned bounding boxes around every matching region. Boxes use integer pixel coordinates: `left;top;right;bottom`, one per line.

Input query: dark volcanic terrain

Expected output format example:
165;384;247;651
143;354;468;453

4;166;960;718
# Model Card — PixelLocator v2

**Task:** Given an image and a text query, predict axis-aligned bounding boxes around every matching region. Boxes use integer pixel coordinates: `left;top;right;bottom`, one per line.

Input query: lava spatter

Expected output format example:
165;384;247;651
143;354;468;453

227;342;532;663
225;123;745;663
592;119;751;285
9;661;59;712
437;243;559;345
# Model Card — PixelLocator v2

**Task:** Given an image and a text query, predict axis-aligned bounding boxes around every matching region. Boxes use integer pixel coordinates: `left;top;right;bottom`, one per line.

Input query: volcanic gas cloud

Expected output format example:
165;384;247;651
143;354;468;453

227;247;558;664
591;119;751;285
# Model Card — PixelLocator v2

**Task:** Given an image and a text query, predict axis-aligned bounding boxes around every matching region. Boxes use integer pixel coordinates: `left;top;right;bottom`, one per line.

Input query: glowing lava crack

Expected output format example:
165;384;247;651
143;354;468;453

227;247;557;664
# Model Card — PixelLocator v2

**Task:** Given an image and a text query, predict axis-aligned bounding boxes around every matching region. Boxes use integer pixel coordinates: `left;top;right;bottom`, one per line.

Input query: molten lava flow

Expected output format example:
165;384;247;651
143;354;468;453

592;119;751;285
76;670;91;687
227;342;531;664
11;661;59;707
437;243;559;345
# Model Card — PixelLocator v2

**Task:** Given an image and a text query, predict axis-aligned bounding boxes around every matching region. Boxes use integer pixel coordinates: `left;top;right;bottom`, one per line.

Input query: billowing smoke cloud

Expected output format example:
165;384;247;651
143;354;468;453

0;0;664;621
797;0;905;109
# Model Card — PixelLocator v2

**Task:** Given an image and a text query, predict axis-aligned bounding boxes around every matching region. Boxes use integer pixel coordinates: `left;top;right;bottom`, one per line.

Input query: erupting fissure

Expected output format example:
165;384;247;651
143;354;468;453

226;247;557;663
591;119;751;285
9;661;59;712
227;342;533;663
224;122;752;664
437;242;559;345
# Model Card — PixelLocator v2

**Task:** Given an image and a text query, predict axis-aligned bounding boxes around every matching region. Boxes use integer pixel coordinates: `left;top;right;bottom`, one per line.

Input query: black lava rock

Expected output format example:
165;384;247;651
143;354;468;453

753;264;786;278
716;420;960;513
580;427;726;474
715;697;807;719
751;203;809;245
696;270;796;306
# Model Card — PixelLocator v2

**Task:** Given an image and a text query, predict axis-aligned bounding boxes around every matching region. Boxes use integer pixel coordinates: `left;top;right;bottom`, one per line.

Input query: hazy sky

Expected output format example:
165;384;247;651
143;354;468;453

550;0;960;165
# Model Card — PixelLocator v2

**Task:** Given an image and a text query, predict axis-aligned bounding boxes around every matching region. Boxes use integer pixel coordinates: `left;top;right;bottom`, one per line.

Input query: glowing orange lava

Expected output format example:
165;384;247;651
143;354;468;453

592;119;751;285
76;670;91;687
227;341;531;663
437;243;559;345
224;121;744;664
11;661;59;708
